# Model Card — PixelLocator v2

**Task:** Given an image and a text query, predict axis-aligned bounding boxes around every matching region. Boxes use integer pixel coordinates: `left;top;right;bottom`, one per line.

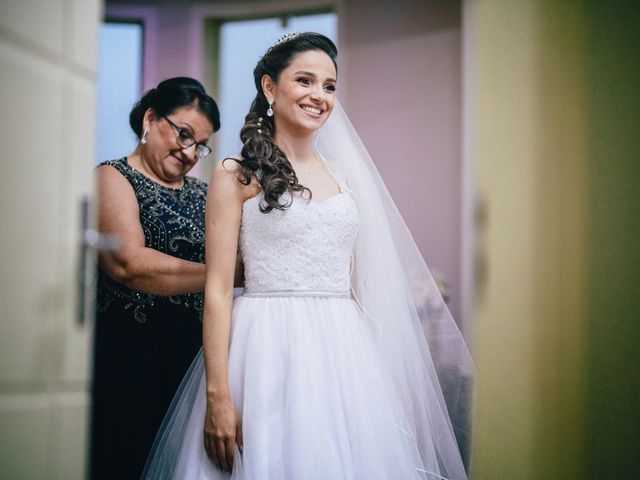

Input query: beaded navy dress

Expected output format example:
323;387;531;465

90;157;207;480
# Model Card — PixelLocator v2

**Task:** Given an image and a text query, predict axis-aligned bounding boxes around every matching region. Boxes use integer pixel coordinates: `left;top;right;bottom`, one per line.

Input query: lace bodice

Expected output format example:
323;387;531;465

240;186;359;294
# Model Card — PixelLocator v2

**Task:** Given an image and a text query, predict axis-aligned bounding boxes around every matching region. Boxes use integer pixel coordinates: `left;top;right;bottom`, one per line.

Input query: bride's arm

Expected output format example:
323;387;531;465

202;159;253;472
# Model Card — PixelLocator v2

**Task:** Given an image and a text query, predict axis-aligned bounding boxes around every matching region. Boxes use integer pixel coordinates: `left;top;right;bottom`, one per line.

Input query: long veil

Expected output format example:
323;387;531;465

316;102;474;478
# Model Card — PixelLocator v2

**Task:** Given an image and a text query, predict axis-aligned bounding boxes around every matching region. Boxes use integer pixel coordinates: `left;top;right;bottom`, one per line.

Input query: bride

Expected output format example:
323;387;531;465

143;32;472;479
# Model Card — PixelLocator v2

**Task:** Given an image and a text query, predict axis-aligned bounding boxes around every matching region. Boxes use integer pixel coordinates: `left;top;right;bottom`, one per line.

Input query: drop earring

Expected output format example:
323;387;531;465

141;129;148;144
267;101;274;117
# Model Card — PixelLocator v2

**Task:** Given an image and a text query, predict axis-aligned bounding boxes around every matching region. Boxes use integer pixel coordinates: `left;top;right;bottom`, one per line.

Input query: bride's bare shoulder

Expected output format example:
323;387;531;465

210;157;261;202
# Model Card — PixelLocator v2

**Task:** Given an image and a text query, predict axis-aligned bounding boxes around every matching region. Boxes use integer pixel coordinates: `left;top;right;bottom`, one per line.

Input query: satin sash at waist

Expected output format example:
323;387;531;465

242;288;351;299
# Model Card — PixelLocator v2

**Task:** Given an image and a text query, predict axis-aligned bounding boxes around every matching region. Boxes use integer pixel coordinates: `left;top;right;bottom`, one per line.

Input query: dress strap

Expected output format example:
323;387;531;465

317;153;352;194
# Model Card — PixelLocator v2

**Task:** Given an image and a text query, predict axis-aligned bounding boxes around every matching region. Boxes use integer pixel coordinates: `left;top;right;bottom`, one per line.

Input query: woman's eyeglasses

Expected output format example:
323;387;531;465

161;114;212;159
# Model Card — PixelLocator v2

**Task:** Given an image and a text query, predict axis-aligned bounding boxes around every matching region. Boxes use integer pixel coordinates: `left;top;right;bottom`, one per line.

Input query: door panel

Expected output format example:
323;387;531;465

52;75;96;385
0;0;65;55
0;40;64;386
0;1;100;478
0;397;49;478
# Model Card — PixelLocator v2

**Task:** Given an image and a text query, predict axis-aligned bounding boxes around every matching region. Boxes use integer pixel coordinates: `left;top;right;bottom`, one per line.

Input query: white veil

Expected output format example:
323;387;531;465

316;102;474;479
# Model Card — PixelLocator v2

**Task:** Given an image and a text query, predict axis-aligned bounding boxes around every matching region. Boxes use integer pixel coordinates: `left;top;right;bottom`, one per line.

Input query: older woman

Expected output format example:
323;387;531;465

90;77;220;480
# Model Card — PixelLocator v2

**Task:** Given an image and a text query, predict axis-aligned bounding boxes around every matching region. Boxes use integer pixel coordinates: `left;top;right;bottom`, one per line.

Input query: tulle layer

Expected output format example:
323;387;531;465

143;295;451;479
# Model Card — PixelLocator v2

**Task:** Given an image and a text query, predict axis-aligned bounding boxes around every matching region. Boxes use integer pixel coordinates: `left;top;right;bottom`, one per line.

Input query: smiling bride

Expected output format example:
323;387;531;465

142;32;472;480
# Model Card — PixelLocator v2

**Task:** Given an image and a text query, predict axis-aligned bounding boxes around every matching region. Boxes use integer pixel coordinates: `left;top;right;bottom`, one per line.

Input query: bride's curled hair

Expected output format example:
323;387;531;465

227;32;337;213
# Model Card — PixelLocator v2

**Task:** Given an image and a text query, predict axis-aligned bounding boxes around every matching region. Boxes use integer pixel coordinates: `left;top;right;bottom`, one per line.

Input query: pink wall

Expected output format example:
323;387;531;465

340;0;463;320
105;0;464;320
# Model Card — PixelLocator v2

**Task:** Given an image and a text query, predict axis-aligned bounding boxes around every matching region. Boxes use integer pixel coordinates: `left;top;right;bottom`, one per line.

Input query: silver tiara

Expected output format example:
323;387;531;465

267;32;303;53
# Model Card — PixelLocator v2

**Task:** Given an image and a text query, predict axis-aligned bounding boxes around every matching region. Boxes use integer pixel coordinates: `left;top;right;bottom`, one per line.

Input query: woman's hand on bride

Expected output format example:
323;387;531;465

204;395;243;473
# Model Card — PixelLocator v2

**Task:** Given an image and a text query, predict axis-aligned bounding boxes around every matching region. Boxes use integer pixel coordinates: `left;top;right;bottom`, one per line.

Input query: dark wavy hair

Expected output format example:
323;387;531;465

228;32;338;213
129;77;221;138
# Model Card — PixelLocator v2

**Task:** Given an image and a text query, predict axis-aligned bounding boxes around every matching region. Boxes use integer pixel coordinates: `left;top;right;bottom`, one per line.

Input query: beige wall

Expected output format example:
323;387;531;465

0;0;101;478
469;0;640;478
470;1;587;476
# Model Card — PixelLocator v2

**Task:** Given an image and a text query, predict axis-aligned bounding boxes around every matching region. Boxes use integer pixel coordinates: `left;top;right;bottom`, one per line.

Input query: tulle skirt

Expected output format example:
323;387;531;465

143;294;449;479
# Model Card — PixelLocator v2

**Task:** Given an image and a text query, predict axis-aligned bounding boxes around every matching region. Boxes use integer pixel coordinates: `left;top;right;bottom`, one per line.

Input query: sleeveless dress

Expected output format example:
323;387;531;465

143;174;438;479
91;157;207;480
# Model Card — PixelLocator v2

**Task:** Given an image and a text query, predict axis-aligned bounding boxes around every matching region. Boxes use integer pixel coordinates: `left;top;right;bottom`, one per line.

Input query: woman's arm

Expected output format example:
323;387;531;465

96;165;206;296
202;160;256;472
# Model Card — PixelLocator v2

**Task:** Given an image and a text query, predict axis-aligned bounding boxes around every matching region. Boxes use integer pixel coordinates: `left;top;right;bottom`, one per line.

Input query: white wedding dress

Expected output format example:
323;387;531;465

142;169;459;479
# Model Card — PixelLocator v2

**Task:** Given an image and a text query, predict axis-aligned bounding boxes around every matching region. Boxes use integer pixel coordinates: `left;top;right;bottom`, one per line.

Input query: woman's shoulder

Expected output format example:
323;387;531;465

95;158;139;208
97;157;127;172
95;157;131;182
96;157;137;185
211;157;261;201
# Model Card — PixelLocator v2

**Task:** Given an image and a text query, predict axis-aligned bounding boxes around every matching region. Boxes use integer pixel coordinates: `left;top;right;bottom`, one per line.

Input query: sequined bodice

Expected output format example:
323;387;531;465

240;187;359;294
96;157;207;322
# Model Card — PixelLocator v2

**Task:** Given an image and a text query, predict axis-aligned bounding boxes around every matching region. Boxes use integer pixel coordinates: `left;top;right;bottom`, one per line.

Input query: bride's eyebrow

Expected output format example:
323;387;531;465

294;70;337;83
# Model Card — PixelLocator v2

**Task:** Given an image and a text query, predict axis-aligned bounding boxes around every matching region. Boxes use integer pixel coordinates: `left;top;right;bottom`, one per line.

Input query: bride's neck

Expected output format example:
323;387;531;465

274;130;316;165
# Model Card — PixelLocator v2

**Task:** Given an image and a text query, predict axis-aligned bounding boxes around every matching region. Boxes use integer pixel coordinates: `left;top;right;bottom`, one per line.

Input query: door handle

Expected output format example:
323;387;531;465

77;195;119;327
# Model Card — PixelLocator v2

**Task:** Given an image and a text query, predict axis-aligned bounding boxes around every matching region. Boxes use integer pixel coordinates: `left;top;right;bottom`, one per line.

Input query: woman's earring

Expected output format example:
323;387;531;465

141;129;148;144
267;102;274;117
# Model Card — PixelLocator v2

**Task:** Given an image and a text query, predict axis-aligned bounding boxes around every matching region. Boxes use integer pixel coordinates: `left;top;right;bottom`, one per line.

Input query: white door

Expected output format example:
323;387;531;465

0;0;101;478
